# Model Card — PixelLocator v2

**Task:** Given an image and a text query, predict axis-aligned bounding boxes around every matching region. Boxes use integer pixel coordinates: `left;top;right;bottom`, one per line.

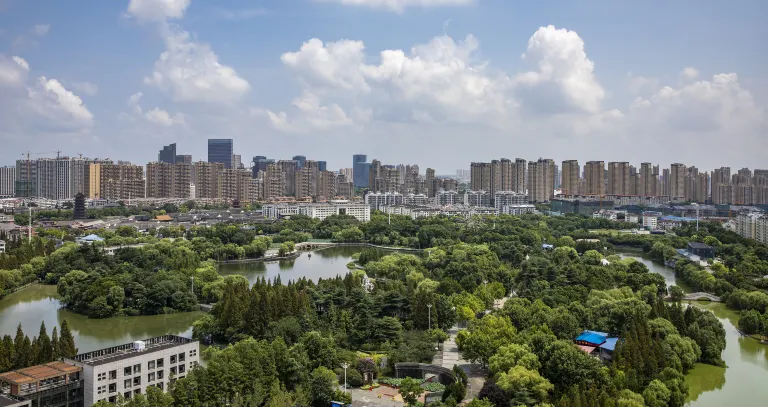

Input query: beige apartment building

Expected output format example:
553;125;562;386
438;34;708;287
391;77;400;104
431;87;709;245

194;162;224;199
145;162;191;198
561;160;580;195
584;161;605;196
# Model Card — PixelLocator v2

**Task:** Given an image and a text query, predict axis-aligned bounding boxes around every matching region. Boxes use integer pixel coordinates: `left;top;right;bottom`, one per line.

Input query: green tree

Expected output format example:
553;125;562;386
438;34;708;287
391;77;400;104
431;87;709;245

738;310;764;334
488;343;540;377
59;319;78;358
642;379;671;407
464;398;494;407
50;327;60;360
456;315;517;366
399;377;423;406
496;365;553;405
36;321;52;364
668;286;684;302
309;367;338;407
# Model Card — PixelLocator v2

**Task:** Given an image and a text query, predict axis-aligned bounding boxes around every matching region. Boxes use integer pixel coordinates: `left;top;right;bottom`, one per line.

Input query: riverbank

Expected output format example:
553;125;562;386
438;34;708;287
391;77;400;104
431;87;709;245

617;251;768;406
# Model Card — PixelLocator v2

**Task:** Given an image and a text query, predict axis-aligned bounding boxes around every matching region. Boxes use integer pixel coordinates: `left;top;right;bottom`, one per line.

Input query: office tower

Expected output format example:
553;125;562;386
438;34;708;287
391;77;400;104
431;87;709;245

146;162;191;198
527;158;555;203
352;154;369;188
232;154;242;170
293;155;307;169
606;162;630;195
470;162;492;191
0;166;16;197
318;161;327;172
175;154;192;165
194;161;224;199
208;139;234;169
669;163;686;199
712;167;732;204
264;163;286;199
561;160;580;195
640;162;657;196
158;143;177;164
318;170;338;199
252;156;275;178
513;158;527;193
584;161;605;196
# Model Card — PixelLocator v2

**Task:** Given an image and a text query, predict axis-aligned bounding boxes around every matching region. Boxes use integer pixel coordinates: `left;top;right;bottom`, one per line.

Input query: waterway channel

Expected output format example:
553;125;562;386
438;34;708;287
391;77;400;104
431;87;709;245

620;250;768;406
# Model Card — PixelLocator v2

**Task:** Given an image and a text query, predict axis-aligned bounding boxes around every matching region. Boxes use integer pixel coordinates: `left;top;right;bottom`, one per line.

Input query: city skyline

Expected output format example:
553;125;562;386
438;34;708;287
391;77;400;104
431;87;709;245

0;0;766;172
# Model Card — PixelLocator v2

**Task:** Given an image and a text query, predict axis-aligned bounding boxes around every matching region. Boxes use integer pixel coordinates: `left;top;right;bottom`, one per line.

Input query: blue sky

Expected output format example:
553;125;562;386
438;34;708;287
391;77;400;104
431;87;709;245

1;0;766;173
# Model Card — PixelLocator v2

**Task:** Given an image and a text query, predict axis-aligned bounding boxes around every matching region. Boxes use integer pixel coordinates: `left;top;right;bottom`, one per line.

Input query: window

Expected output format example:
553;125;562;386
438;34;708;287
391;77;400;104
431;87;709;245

178;352;185;362
109;370;117;380
148;360;155;370
158;382;164;391
97;385;106;395
157;370;164;380
109;396;117;403
124;392;131;399
133;364;141;374
124;379;131;389
190;349;197;357
134;389;141;395
124;367;132;376
133;376;141;386
170;366;177;375
148;372;156;382
97;372;106;381
109;383;116;393
156;358;164;368
170;355;177;364
178;364;186;374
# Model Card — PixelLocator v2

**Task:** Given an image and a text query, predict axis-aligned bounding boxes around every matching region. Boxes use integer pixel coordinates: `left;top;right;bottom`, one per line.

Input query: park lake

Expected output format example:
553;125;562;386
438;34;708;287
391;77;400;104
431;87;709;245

0;246;765;405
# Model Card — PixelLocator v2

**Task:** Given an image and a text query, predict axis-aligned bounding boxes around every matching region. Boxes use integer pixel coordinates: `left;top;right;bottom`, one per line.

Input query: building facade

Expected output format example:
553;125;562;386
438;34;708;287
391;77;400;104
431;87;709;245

561;160;580;195
207;139;234;169
158;144;176;164
0;166;16;197
527;158;555;203
584;161;605;196
66;335;199;407
194;162;224;199
145;163;191;198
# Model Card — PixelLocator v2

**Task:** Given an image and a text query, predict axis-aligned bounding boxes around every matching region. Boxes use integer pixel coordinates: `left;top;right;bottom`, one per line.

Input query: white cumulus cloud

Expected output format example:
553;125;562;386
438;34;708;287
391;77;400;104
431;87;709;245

126;0;190;22
144;28;251;104
315;0;474;12
71;81;98;96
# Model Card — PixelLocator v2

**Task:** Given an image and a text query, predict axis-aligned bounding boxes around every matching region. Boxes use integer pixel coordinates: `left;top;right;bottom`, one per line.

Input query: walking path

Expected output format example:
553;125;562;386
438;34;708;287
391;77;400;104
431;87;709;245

433;326;486;402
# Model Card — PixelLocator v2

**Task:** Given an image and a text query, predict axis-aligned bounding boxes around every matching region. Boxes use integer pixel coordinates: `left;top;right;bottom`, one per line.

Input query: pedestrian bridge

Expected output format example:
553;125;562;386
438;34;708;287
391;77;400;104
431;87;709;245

683;292;722;302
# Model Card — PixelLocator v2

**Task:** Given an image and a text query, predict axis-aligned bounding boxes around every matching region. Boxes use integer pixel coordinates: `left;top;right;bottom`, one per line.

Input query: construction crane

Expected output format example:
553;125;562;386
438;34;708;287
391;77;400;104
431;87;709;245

21;150;63;198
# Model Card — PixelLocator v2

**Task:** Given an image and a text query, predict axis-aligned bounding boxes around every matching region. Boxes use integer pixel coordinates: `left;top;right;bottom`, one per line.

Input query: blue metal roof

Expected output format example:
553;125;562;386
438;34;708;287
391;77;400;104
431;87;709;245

81;234;104;241
575;330;608;345
600;338;619;351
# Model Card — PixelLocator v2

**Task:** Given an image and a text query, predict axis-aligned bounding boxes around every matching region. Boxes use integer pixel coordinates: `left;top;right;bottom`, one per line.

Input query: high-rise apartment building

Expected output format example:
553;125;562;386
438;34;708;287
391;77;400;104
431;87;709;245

513;158;527;194
232;155;242;170
696;172;710;203
470;162;492;192
222;169;252;202
264;163;286;199
295;162;319;198
207;139;233;169
471;158;520;196
561;160;580;195
639;162;657;196
712;167;732;205
36;158;86;200
158;143;177;164
194;161;224;199
669;163;686;200
0;166;16;197
607;162;630;195
15;159;37;198
87;162;144;200
318;170;338;200
145;162;191;198
527;158;555;203
252;156;275;178
584;161;605;196
426;168;437;197
277;160;298;196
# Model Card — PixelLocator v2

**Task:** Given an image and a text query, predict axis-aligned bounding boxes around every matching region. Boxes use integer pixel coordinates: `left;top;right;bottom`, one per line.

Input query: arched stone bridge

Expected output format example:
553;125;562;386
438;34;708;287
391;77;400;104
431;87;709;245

683;292;722;302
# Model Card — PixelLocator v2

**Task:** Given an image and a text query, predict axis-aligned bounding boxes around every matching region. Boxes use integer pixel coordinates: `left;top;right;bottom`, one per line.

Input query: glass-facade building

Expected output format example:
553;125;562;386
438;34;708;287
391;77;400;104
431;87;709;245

293;155;307;169
353;154;369;188
208;139;233;169
158;143;176;164
318;161;327;172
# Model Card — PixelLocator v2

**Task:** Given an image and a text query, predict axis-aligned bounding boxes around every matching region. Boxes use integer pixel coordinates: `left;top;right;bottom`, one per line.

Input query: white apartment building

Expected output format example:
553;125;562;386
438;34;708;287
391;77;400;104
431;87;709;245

365;192;404;211
436;190;460;206
381;205;440;220
493;191;529;210
0;240;6;254
501;204;536;216
736;212;768;244
65;335;199;407
464;190;491;207
0;166;15;197
403;193;428;206
642;212;661;230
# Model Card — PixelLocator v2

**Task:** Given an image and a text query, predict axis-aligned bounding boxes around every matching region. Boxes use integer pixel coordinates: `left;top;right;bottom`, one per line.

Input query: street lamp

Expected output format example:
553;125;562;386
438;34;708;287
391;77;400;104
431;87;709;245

341;363;349;393
427;304;433;330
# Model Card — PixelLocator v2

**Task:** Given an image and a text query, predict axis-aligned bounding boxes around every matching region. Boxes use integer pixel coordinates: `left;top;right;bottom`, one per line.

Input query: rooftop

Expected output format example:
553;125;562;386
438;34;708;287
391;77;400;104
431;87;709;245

687;242;713;249
0;362;81;386
68;335;195;367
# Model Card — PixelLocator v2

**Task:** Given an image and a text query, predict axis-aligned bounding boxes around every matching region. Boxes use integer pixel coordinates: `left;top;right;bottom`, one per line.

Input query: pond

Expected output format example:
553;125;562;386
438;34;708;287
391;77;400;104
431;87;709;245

0;245;370;353
619;251;768;406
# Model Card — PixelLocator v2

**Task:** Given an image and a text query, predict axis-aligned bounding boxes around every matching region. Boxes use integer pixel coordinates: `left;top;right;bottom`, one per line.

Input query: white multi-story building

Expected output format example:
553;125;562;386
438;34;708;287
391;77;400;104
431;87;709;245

736;212;768;244
0;240;6;254
66;335;199;407
263;201;371;222
436;190;460;206
365;192;404;211
0;166;15;197
381;205;440;220
501;204;536;216
493;191;529;209
464;190;491;207
403;193;428;206
642;212;661;230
